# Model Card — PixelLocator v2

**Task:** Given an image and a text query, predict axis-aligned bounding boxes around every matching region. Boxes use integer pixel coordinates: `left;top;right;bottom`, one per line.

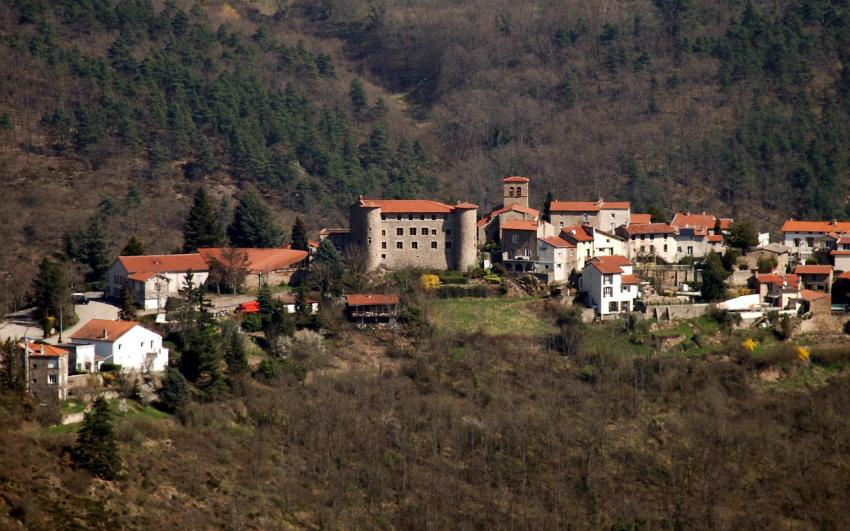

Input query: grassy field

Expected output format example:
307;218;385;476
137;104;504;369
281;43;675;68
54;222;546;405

427;297;557;337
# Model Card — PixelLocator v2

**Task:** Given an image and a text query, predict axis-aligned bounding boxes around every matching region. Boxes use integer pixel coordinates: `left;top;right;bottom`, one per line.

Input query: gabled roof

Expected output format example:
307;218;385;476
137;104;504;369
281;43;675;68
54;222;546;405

707;234;724;243
671;212;719;229
622;223;677;236
501;219;538;231
621;274;641;284
539;236;574;248
22;342;68;357
70;319;145;343
781;220;850;233
794;264;833;275
585;255;632;274
502;176;529;183
800;289;829;302
755;274;783;286
347;294;400;306
356;198;469;213
593;255;632;267
488;203;540;219
199;248;308;275
602;202;630;210
561;225;594;242
550;201;600;212
587;261;624;274
630;213;652;224
117;254;209;275
838;271;850;280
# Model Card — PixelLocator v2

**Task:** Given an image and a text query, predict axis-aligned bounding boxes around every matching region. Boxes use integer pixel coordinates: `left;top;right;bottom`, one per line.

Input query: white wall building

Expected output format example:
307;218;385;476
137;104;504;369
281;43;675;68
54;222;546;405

70;319;168;373
107;254;210;311
579;255;640;316
781;220;850;260
536;236;576;283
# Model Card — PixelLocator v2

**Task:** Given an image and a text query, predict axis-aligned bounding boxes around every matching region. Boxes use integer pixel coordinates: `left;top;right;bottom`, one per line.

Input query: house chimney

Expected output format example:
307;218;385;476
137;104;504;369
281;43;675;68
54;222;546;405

101;328;108;340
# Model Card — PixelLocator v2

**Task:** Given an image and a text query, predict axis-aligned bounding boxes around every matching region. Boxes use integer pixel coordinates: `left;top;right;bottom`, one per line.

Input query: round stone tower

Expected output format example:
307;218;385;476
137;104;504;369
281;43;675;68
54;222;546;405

453;202;478;272
350;197;383;271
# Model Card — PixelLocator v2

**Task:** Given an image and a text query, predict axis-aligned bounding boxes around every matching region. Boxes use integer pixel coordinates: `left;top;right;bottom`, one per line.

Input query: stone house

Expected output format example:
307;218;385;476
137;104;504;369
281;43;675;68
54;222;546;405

830;236;850;272
198;247;308;288
70;319;168;373
536;236;576;283
477;176;540;244
549;200;631;233
617;223;679;263
793;264;834;292
739;244;790;274
750;273;801;309
23;341;69;402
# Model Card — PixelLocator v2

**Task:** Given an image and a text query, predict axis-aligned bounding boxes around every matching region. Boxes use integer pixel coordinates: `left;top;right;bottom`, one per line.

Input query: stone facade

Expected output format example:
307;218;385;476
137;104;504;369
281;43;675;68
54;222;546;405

349;199;478;272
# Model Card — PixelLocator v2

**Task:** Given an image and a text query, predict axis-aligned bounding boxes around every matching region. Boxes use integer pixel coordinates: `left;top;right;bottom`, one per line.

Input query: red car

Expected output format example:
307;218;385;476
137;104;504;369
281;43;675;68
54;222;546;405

237;300;260;313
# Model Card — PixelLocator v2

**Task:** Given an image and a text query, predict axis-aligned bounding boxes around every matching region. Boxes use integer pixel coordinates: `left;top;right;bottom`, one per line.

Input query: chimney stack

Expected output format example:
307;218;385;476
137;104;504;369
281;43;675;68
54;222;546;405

101;328;108;340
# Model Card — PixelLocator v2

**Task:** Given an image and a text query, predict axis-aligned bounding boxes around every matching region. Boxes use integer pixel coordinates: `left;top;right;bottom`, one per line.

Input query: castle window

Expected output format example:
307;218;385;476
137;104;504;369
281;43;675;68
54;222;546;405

410;228;417;236
396;242;403;249
412;242;419;249
431;229;437;235
381;254;386;259
431;241;438;249
422;227;428;234
381;242;387;249
396;228;403;236
381;215;386;220
446;229;452;236
48;374;57;384
381;230;386;236
420;215;425;220
409;215;413;220
368;237;371;244
397;215;402;220
446;241;453;249
431;214;436;220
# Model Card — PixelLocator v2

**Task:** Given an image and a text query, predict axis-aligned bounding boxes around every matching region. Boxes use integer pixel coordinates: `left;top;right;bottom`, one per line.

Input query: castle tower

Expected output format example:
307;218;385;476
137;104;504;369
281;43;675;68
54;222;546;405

349;198;382;271
502;176;530;208
453;202;478;272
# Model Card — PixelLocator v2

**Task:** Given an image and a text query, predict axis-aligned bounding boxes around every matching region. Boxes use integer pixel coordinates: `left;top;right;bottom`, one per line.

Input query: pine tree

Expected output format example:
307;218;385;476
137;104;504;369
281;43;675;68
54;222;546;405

349;78;368;115
258;284;293;347
121;236;145;256
227;189;285;248
183;187;225;252
0;339;26;394
223;323;248;377
290;217;308;251
701;252;730;302
727;219;758;251
82;217;110;284
559;67;578;108
542;191;554;222
33;258;72;336
73;397;120;480
119;282;137;321
159;366;189;413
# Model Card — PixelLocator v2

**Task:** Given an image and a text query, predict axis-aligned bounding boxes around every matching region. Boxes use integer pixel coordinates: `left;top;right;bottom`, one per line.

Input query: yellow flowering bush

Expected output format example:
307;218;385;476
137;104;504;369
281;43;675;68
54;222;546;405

420;274;441;291
742;338;757;352
796;346;810;362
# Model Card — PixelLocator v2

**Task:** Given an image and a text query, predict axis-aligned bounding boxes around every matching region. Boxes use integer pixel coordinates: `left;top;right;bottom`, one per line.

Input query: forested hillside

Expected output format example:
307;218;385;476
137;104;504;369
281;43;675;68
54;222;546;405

3;0;850;306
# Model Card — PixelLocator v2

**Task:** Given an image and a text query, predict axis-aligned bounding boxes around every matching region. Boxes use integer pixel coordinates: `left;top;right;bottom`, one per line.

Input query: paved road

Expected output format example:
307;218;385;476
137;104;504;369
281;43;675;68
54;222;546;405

0;292;119;342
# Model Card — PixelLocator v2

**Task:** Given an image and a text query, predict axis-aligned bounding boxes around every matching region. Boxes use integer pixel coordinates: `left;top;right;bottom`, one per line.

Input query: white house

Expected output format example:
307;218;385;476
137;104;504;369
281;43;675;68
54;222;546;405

617;223;679;263
57;342;100;373
69;319;168;373
781;219;850;260
579;255;640;316
107;254;210;310
276;293;320;314
560;225;627;265
536;236;576;283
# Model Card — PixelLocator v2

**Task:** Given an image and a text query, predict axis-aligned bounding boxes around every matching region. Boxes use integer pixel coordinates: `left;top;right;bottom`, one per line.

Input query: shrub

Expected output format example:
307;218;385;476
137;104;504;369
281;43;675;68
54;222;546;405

241;312;262;332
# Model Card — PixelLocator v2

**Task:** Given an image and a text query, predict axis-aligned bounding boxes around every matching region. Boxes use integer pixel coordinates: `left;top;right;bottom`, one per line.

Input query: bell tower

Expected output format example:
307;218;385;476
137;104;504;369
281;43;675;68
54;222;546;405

502;176;530;208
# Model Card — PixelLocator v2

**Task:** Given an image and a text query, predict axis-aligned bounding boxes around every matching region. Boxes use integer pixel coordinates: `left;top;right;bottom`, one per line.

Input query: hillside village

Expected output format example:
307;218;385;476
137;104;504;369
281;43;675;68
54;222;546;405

3;175;850;408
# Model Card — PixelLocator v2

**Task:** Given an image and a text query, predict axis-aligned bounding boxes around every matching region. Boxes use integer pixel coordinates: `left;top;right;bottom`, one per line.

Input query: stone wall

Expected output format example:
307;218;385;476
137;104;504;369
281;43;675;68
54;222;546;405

648;303;711;321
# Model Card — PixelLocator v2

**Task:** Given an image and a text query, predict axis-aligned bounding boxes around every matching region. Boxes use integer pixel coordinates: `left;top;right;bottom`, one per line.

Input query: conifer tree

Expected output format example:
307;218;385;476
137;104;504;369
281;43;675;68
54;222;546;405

119;282;137;321
73;397;120;480
159;366;189;414
349;78;368;115
33;258;72;336
183;187;225;252
121;236;144;256
223;322;248;377
542;191;554;223
290;217;308;251
227;189;285;248
82;217;110;284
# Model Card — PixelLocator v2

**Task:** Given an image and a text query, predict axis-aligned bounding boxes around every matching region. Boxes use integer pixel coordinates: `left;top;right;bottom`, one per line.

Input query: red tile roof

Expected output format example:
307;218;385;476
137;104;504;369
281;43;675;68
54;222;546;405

561;226;593;242
347;294;400;306
781;220;850;233
23;342;68;357
593;255;632;267
838;271;850;280
128;272;156;282
755;274;783;286
830;250;850;256
70;319;142;343
199;248;308;274
630;213;652;224
621;274;641;284
588;261;624;274
707;234;724;243
550;201;600;212
671;213;719;229
602;202;630;210
718;218;733;230
622;223;677;236
539;236;574;248
786;274;800;288
357;199;456;213
800;289;828;302
488;204;540;218
501;219;538;231
502;176;529;183
118;254;209;275
794;265;833;275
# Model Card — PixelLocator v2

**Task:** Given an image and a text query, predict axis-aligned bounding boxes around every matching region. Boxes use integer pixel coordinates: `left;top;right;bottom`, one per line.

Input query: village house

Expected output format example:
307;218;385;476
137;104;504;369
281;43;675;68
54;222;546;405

781;219;850;260
579;255;640;316
617;223;679;263
346;294;400;327
793;264;834;292
750;273;801;310
276;292;319;314
56;342;100;373
560;224;627;263
107;254;210;311
23;341;69;402
669;212;730;257
549;199;631;233
739;243;790;274
536;236;576;283
345;198;478;272
830;236;850;271
477;177;540;244
198;247;308;288
70;319;168;373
